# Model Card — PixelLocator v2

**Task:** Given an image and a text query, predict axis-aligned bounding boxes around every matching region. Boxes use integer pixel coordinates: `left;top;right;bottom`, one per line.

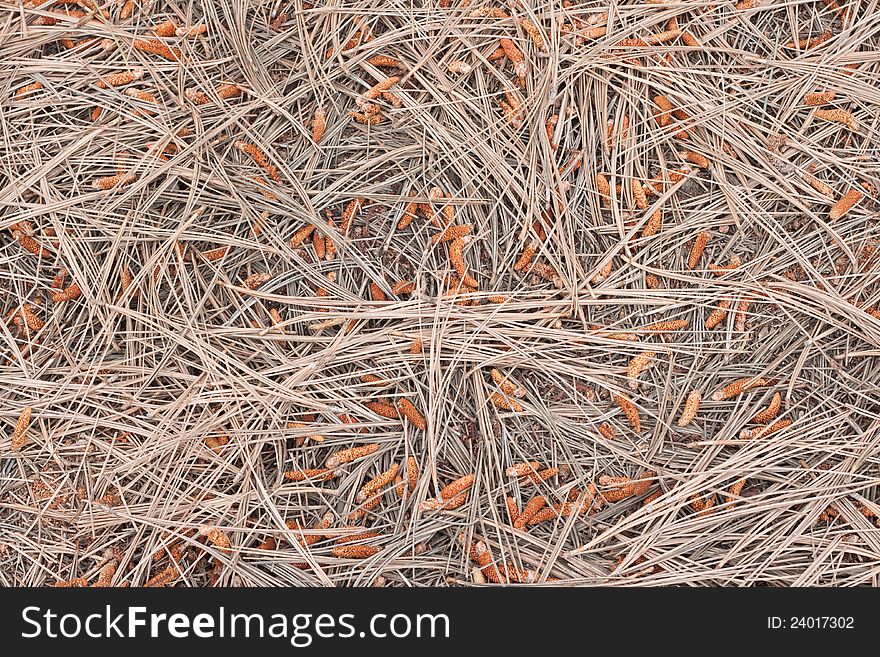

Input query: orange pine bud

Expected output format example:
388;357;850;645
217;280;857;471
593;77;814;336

340;198;364;235
332;544;380;558
405;456;418;491
152;20;178;37
349;110;384;125
514;240;539;272
491;369;526;398
514;496;546;529
397;196;419;229
243;272;271;289
52;283;82;303
712;376;769;401
688;231;710;269
365;400;399;420
359;463;399;498
235;141;280;182
92;173;137;190
726;479;747;500
490;392;523;412
705;299;731;329
614;393;641;432
829;189;863;220
176;24;208;38
283;468;336;482
642;319;688;333
653;95;674;126
679;150;709;168
288;224;315;248
91;560;117;588
391;280;415;295
740;418;791;440
632;178;648;210
397;398;426;430
596;173;611;207
10;406;32;451
815;108;857;130
592;258;614;284
641;208;663;240
431;223;472;244
626;351;656;389
519;467;559;486
708;255;742;276
96;67;144;88
357;76;400;109
440;474;475;499
505;462;541;478
198;526;231;554
598;422;616;439
12;231;50;257
805;91;836;106
312;106;326;142
133;38;180;61
410;337;423;354
734;299;751;332
203;434;229;454
325;443;380;468
752;392;781;423
677;390;701;427
14;81;43;97
499;37;526;77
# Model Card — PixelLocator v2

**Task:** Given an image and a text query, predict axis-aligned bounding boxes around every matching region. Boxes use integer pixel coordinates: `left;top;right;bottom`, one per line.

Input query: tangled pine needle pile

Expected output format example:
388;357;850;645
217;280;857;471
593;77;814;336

1;0;880;587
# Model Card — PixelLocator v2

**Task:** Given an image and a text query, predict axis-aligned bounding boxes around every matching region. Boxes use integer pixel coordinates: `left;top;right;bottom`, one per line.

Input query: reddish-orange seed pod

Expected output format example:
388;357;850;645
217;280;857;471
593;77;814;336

626;351;656;389
490;392;523;412
311;106;326;142
506;496;519;523
449;236;473;281
677;390;701;427
133;39;181;61
349;110;384;125
680;150;709;168
91;560;117;588
645;274;660;289
397;196;419;230
829;189;863;220
53;578;89;588
815;108;857;130
394;475;406;498
514;240;539;272
712;376;769;401
805;91;836;106
360;373;388;386
217;83;242;100
641;208;663;240
752;392;781;423
519;16;547;52
410;338;423;354
10;406;32;451
334;530;382;545
325;443;380;468
144;566;177;587
681;31;700;47
431;223;472;244
642;319;688;333
235;141;280;182
13;231;50;257
505;462;541;478
52;283;82;303
257;536;277;550
727;479;747;500
514;496;546;530
365;400;399;420
734;299;751;332
14;81;43;97
13;304;45;333
357;76;400;109
340;198;363;235
364;55;402;68
632;179;648;210
598;422;616;439
705;299;732;329
287;223;315;248
405;456;418;490
391;280;415;295
499;38;527;77
92;173;137;190
332;544;380;558
359;463;399;498
310;230;326;258
653;95;673;126
397;398;426;430
490;369;526;398
96;67;144;89
152;20;178;37
369;282;386;301
204;434;229;454
519;467;559;486
614;393;641;432
740;418;792;440
708;255;741;275
199;246;228;262
440;474;475;499
198;526;231;554
176;24;208;38
243;272;271;290
284;468;336;482
596;174;611;207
